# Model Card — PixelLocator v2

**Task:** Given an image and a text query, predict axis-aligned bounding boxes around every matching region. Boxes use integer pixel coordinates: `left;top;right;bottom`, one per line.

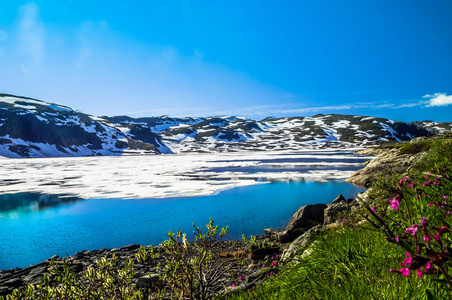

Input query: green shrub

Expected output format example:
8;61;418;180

158;218;230;300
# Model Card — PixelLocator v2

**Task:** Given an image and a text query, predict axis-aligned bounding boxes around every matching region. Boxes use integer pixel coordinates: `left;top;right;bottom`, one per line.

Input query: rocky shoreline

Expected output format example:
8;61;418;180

346;144;422;188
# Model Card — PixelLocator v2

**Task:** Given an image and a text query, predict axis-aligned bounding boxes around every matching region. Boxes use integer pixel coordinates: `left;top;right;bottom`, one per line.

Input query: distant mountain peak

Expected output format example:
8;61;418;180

1;94;451;158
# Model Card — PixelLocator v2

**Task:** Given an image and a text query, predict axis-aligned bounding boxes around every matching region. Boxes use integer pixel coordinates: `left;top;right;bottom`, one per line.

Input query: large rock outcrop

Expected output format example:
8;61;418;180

278;203;327;244
346;147;420;188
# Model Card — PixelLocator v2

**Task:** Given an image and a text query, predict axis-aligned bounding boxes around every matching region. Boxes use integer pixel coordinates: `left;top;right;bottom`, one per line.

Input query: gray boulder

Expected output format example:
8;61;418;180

136;274;163;290
285;203;327;232
277;203;327;244
263;228;282;241
282;225;323;261
324;202;350;225
278;228;307;244
331;194;346;204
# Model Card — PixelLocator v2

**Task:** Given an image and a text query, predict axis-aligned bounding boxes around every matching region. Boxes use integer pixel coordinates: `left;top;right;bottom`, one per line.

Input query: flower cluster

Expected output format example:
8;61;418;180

262;255;279;276
385;172;452;287
390;195;400;210
367;170;452;288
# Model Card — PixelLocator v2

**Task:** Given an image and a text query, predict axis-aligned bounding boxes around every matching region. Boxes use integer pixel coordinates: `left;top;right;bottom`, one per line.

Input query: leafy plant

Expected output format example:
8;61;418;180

159;218;230;300
2;255;148;300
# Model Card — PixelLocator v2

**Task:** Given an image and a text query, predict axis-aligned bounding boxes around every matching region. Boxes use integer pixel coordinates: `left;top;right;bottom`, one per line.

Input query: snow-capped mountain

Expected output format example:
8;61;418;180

106;114;442;153
0;94;166;158
1;93;451;158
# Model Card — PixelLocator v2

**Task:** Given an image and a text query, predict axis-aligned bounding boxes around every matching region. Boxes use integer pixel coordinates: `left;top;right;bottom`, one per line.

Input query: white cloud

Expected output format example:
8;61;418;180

375;103;396;109
17;2;45;65
423;93;452;107
280;104;362;114
394;102;423;109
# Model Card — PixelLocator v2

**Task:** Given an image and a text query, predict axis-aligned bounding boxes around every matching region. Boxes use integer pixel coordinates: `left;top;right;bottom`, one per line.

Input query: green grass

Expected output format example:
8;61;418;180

225;226;449;300
399;140;435;154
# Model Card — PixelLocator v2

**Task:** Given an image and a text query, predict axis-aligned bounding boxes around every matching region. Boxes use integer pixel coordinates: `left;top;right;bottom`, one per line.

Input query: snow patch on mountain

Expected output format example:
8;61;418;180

1;94;451;158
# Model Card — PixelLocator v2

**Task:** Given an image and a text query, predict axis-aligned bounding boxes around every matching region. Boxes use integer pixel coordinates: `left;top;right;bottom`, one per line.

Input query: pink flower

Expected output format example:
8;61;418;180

395;236;399;243
419;217;428;227
405;225;418;235
400;267;410;277
424;235;432;242
232;283;235;287
404;252;412;264
390;198;400;210
425;261;432;270
370;206;377;213
434;234;440;241
271;262;274;266
262;264;265;267
238;276;242;280
271;256;274;260
425;174;429;179
389;269;395;273
270;272;273;276
428;203;433;207
417;269;423;278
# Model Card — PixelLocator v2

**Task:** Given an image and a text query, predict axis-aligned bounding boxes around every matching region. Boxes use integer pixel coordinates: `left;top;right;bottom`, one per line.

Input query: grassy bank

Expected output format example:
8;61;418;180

226;137;452;299
225;226;439;299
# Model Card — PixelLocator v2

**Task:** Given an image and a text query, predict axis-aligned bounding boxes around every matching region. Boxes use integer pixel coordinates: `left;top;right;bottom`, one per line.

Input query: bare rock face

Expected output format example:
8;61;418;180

324;202;350;225
278;203;327;244
285;203;328;232
346;147;419;188
281;225;323;261
331;194;346;204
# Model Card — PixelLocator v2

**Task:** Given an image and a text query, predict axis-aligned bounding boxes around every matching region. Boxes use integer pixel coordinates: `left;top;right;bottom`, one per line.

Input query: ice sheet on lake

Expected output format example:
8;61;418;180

0;150;372;199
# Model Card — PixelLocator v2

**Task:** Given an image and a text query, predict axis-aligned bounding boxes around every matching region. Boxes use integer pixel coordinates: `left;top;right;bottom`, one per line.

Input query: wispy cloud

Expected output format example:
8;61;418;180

394;102;424;109
126;104;289;118
280;104;366;114
424;93;452;107
17;2;44;66
265;100;425;117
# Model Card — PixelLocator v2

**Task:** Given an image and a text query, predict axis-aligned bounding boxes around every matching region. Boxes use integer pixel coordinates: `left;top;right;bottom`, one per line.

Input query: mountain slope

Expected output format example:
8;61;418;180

0;94;163;158
108;114;437;153
1;94;451;158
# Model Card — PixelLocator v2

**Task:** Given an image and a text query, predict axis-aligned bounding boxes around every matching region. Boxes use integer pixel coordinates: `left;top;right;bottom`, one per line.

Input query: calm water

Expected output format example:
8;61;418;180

0;181;364;269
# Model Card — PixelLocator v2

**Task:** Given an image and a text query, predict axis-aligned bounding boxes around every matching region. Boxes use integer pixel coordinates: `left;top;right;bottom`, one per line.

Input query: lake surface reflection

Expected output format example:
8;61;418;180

0;181;364;269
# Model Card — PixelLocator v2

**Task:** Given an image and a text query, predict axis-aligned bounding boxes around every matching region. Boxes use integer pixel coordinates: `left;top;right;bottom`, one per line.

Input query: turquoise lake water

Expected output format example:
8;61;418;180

0;181;364;269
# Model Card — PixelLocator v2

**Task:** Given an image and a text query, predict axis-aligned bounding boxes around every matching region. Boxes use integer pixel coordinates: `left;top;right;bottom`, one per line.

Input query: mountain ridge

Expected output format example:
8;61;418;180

1;94;451;158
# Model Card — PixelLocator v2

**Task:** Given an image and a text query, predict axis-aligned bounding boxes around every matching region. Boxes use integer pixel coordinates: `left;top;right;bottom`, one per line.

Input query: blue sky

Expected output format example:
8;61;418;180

0;1;451;122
